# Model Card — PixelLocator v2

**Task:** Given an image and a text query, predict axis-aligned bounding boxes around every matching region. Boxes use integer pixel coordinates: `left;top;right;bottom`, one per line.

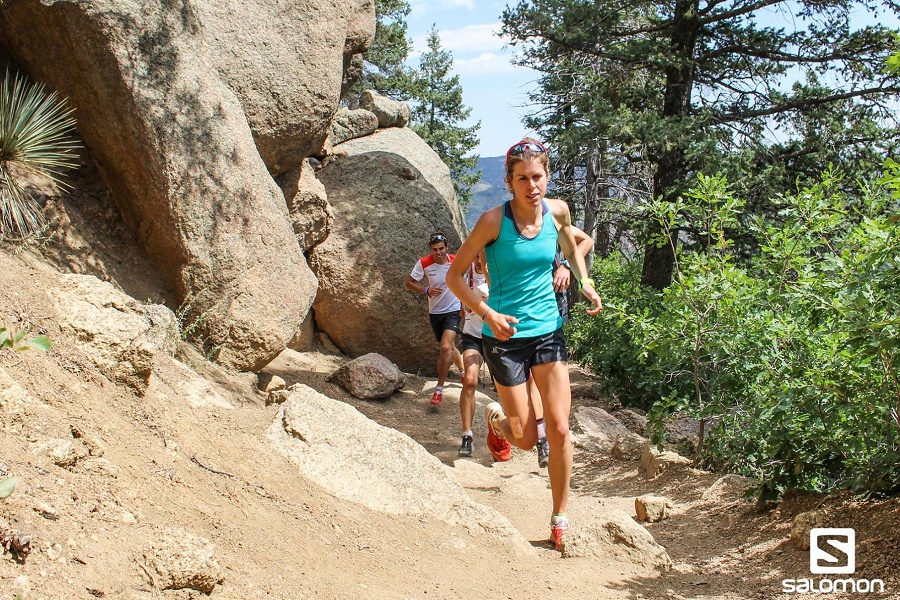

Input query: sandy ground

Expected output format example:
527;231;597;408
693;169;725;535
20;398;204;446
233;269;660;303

1;160;898;599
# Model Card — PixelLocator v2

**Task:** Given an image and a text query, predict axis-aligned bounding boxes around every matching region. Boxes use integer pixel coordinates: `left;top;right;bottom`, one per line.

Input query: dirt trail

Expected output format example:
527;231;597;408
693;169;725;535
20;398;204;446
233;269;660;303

4;156;897;599
1;256;898;600
279;354;900;600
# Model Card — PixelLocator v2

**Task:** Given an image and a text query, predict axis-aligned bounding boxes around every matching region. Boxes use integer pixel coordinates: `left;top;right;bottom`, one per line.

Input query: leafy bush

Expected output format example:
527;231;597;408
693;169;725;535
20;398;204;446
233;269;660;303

567;257;673;411
568;168;900;498
0;325;50;352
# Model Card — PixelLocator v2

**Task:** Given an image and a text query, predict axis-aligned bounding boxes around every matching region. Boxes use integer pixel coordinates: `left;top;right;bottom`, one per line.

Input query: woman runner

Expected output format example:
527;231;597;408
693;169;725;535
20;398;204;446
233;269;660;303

446;138;602;550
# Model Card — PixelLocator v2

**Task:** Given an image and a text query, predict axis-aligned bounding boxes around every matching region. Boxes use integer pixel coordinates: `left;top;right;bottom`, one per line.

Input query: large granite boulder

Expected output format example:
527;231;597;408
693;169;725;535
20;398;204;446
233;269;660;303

328;352;405;399
276;159;333;252
268;384;533;556
196;0;375;174
0;0;373;370
310;128;466;373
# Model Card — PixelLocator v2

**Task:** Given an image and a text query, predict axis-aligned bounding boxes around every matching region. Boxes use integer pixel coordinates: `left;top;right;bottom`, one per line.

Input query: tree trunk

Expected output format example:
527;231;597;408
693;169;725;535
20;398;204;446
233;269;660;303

640;0;699;290
640;225;676;290
582;145;599;270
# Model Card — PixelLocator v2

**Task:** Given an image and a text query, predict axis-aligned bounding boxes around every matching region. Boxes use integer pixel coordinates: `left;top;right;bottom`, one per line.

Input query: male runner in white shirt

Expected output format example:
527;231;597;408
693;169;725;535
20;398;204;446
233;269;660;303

405;232;464;405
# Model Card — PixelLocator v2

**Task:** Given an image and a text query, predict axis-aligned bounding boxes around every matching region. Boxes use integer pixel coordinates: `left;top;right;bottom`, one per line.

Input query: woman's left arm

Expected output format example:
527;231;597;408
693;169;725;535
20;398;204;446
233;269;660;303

549;199;603;314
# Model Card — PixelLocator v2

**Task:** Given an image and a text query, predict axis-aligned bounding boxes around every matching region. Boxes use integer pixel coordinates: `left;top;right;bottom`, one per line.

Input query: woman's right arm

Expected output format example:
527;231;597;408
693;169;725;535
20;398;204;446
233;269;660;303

447;208;518;340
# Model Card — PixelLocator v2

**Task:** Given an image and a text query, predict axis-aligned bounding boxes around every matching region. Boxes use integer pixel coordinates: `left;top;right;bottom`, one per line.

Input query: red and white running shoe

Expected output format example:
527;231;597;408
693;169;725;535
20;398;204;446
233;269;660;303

484;402;511;462
550;514;569;552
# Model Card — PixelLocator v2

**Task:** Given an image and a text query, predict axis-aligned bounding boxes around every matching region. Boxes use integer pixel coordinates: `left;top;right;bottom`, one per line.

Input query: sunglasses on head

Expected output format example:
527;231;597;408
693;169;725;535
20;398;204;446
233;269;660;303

506;140;547;159
429;234;447;244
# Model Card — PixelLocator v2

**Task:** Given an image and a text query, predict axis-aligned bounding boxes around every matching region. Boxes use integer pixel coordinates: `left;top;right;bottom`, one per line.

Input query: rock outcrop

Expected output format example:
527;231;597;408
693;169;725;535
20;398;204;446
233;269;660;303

277;159;333;253
562;509;672;569
792;510;825;550
635;495;674;523
572;406;649;461
268;384;533;555
140;527;225;594
310;128;466;373
48;274;179;395
359;90;410;128
0;0;375;371
330;106;380;145
640;440;692;478
195;0;375;175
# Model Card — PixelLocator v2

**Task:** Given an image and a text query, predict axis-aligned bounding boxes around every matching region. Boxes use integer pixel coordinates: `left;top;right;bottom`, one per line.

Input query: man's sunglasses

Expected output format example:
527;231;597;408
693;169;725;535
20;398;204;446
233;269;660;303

506;140;547;159
429;234;447;244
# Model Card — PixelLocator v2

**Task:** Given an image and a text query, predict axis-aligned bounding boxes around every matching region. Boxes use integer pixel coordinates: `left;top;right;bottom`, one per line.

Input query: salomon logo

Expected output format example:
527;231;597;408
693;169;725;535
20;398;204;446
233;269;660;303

810;528;854;574
781;528;886;594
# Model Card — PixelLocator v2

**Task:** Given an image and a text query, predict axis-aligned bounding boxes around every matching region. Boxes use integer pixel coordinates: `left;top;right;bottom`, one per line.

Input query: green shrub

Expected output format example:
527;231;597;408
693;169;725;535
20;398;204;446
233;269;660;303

567;257;673;411
569;168;900;498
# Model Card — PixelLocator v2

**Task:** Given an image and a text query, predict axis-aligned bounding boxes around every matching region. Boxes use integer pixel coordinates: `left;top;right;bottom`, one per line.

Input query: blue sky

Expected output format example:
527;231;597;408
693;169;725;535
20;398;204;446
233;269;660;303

406;0;539;158
403;1;900;158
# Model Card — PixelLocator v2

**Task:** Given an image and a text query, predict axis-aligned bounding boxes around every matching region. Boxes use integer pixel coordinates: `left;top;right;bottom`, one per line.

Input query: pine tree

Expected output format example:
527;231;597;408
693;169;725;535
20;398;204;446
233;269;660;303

354;0;415;100
502;0;900;288
408;27;481;207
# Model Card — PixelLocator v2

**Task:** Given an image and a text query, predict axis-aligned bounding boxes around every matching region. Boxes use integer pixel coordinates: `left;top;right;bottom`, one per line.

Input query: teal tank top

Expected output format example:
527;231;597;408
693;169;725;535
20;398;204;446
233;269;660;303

483;201;563;338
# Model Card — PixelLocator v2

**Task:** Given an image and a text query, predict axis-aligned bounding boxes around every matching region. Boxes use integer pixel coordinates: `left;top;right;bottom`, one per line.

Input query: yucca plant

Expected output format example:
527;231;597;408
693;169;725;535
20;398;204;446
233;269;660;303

0;70;79;238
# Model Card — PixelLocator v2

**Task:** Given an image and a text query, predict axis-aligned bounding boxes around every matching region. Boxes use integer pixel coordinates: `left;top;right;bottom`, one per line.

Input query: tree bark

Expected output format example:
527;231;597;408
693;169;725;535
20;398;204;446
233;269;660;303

640;0;699;290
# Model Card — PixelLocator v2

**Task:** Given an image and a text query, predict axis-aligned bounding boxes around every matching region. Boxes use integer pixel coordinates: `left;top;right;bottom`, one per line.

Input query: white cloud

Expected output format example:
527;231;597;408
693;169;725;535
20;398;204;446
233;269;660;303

412;23;508;56
453;52;520;75
441;23;504;53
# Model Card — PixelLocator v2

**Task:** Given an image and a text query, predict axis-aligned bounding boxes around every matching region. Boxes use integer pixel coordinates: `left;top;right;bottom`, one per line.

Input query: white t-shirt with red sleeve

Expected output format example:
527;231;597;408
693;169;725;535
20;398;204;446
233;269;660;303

410;254;462;315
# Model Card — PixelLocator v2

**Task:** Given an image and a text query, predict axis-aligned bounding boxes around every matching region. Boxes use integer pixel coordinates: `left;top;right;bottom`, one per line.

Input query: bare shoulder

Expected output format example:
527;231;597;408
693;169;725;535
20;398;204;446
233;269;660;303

545;198;570;217
471;205;503;240
478;204;504;225
451;206;503;271
545;198;571;228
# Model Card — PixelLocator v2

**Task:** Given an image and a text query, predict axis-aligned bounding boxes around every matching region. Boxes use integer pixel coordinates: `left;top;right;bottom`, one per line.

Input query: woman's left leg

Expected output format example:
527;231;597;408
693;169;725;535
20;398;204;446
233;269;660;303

530;360;572;515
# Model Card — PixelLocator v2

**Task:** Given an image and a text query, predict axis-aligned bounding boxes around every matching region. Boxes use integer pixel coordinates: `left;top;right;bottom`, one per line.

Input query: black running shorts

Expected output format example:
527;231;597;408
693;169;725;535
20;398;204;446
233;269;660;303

481;327;568;387
429;311;462;342
460;332;483;354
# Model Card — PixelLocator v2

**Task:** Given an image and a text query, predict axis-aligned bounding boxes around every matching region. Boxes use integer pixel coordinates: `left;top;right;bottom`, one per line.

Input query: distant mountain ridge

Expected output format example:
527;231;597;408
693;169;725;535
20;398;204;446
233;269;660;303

464;156;507;230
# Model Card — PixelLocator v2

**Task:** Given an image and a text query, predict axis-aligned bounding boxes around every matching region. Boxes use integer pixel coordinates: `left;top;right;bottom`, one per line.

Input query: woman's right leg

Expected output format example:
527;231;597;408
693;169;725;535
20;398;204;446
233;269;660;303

531;359;573;550
491;381;538;450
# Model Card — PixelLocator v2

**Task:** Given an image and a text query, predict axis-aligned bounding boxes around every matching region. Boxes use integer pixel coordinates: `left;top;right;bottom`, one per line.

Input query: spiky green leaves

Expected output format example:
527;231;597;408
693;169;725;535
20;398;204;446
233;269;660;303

0;71;79;238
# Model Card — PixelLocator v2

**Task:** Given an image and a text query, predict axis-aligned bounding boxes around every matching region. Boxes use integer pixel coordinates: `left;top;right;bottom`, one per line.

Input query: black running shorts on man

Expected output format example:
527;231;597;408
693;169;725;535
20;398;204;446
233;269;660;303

481;327;568;387
429;311;462;342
